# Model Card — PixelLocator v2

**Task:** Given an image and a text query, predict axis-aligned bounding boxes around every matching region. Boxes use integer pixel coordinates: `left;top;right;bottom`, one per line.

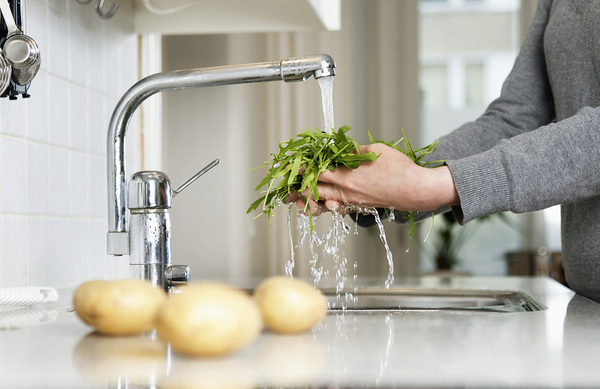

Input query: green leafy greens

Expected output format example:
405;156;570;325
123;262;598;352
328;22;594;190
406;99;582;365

247;125;441;248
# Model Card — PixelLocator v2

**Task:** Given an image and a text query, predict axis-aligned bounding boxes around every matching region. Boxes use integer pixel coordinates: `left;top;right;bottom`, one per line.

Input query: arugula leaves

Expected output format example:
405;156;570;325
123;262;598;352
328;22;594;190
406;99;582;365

247;126;374;220
247;125;441;248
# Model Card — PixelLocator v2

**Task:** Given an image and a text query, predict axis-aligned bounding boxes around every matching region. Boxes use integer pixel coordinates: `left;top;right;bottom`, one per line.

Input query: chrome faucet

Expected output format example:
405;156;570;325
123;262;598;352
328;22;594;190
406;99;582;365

106;54;336;291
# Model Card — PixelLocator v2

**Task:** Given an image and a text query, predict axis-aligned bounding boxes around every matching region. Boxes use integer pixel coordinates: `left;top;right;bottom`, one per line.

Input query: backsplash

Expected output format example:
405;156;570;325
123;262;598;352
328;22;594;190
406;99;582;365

0;0;140;287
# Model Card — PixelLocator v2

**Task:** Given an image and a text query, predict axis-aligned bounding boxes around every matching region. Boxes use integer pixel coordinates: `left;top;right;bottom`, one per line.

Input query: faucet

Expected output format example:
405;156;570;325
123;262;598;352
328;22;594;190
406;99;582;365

106;54;336;291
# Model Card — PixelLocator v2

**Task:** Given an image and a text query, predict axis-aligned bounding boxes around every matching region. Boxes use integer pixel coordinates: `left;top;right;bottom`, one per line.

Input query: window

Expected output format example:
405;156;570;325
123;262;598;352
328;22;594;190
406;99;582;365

418;0;524;276
421;64;448;107
465;62;484;106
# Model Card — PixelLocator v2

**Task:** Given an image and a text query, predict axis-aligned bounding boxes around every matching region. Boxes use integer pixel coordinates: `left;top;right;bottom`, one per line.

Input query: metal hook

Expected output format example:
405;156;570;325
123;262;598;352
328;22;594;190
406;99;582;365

95;0;118;19
75;0;94;4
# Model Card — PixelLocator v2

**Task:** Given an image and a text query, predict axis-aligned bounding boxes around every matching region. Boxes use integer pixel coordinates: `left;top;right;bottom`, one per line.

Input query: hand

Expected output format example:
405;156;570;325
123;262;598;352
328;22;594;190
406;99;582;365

289;143;459;214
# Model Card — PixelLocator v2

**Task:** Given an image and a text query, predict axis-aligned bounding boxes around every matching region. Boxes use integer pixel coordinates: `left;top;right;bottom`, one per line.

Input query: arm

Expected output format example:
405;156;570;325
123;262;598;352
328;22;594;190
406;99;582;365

449;106;600;223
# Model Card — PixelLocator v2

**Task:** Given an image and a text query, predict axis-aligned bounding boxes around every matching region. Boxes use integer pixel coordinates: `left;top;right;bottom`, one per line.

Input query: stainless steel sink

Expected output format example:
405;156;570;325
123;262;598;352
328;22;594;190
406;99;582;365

323;288;546;313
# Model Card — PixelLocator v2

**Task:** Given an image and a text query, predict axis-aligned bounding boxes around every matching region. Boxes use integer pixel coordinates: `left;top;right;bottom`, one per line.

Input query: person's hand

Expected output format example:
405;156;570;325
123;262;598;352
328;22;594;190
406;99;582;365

288;143;459;215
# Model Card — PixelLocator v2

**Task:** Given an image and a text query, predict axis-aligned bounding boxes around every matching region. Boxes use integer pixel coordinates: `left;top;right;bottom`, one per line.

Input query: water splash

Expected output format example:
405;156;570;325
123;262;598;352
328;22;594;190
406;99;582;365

387;208;396;222
296;213;324;286
295;209;352;295
324;210;352;295
342;205;395;289
287;205;396;311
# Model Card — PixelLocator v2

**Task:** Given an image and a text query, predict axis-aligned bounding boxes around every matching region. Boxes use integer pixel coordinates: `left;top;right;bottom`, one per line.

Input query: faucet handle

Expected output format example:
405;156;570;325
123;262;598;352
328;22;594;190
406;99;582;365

172;159;221;197
128;159;220;210
128;171;172;210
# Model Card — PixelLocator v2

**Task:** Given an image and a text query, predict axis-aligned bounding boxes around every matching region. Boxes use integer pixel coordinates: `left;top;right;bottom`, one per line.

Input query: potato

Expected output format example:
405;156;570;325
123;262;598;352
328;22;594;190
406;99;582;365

154;282;262;357
73;279;167;336
72;280;109;327
253;276;327;334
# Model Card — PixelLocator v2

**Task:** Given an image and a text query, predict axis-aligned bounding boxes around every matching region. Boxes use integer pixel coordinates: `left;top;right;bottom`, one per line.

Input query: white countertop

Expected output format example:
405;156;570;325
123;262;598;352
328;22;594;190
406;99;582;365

0;276;597;388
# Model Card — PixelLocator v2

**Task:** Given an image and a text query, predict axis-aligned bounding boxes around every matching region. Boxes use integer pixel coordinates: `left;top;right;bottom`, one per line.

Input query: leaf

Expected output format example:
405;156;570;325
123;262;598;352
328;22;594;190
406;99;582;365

248;125;440;250
288;155;302;186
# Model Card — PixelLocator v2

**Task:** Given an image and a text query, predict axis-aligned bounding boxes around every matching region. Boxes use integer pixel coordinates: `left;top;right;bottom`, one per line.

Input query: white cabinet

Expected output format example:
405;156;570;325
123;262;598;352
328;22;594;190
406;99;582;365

133;0;341;34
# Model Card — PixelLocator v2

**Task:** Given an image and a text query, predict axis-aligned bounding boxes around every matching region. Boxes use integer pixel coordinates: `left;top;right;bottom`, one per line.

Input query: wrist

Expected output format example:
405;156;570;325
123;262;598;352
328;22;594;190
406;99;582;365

420;165;460;211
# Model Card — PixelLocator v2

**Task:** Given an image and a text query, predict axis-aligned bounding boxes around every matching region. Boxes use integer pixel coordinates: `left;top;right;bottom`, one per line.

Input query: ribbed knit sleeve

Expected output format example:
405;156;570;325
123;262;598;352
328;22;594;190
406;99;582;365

445;149;510;223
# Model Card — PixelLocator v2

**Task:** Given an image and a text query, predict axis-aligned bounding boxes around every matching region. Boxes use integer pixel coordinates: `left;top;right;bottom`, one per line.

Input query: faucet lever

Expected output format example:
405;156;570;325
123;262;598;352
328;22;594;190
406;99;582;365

173;159;221;197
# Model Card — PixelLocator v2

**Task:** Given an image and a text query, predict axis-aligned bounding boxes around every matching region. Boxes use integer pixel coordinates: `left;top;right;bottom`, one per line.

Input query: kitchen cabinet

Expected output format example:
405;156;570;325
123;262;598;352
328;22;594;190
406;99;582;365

133;0;341;34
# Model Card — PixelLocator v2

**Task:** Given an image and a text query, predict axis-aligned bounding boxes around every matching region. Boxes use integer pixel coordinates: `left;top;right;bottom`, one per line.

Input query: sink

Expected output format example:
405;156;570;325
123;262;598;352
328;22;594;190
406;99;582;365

323;288;546;313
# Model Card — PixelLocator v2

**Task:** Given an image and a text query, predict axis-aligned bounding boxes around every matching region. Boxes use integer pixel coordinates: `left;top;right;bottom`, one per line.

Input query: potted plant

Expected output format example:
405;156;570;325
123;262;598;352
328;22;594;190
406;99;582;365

431;211;465;271
429;212;517;272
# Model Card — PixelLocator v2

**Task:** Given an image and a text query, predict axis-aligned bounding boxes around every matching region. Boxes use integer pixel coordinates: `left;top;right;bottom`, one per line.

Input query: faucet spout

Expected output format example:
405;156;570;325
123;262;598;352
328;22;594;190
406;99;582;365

107;54;336;256
280;54;336;81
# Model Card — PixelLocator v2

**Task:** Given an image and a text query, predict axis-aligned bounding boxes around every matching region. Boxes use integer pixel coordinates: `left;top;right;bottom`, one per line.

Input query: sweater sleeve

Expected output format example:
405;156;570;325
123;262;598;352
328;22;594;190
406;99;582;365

449;106;600;223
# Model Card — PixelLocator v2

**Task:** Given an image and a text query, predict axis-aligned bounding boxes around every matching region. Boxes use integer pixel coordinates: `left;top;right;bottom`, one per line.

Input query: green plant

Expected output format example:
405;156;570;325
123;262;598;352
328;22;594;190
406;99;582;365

247;126;441;249
431;212;465;270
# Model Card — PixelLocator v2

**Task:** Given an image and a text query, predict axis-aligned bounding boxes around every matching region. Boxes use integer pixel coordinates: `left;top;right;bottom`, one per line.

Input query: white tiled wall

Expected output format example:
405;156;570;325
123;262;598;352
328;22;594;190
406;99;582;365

0;0;140;288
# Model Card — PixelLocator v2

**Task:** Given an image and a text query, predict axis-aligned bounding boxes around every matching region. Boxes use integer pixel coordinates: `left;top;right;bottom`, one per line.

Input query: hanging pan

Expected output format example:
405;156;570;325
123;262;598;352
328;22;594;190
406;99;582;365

0;0;40;86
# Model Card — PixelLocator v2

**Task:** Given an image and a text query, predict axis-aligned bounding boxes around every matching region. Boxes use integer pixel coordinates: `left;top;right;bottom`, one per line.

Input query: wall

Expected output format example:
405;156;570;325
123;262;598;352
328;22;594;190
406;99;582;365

161;0;421;284
0;0;139;288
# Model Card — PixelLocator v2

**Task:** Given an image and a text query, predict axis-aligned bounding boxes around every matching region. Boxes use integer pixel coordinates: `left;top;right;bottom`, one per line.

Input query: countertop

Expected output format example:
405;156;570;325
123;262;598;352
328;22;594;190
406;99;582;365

0;276;598;388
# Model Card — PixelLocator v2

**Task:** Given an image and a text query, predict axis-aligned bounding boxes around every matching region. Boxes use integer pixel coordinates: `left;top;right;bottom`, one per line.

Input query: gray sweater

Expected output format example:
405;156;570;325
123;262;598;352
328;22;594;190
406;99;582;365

436;0;600;302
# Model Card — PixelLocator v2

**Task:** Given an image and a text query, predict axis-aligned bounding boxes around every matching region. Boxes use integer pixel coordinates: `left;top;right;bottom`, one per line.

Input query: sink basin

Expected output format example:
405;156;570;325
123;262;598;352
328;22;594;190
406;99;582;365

323;288;546;313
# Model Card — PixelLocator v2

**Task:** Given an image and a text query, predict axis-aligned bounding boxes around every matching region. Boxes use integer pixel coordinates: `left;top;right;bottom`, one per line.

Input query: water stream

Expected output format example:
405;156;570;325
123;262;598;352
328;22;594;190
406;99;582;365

373;212;395;289
284;77;396;301
344;206;395;289
318;76;335;133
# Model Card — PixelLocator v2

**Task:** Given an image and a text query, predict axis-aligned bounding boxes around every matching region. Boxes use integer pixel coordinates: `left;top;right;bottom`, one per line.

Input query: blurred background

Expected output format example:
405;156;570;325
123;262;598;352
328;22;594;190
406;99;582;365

153;0;557;283
0;0;560;289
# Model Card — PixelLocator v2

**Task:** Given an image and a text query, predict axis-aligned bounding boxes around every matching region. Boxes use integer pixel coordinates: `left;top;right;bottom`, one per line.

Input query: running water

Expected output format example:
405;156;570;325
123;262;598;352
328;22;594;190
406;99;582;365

372;211;395;289
318;76;335;133
289;206;395;309
284;205;296;278
293;210;355;309
324;210;352;295
285;75;395;304
295;213;325;285
344;205;395;289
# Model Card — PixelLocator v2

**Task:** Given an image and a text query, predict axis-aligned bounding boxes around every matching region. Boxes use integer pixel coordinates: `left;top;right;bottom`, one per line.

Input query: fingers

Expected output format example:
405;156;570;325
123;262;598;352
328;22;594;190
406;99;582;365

285;192;302;204
293;198;343;217
296;197;323;216
287;190;342;216
286;191;323;216
324;199;343;212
